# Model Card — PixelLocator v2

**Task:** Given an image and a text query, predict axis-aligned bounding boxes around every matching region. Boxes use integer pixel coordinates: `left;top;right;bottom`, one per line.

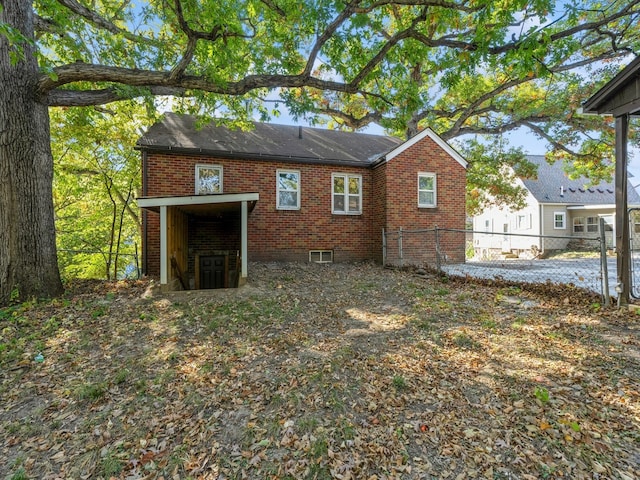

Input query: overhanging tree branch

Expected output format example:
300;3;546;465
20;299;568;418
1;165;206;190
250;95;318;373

38;63;360;96
55;0;157;45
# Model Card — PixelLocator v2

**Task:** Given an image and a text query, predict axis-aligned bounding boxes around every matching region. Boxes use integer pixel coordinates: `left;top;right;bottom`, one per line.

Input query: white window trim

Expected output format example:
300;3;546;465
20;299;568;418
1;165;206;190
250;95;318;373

586;216;599;233
573;216;585;233
517;214;531;230
276;169;301;210
553;211;566;229
331;173;362;215
417;172;437;208
309;250;333;263
195;164;223;195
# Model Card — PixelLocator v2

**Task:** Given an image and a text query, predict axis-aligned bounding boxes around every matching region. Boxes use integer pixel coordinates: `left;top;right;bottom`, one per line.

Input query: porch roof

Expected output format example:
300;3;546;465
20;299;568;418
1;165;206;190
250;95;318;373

137;192;259;214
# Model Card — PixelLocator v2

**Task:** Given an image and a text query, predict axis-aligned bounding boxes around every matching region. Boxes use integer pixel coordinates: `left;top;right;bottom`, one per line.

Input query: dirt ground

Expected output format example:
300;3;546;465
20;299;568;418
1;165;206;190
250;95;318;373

0;262;639;479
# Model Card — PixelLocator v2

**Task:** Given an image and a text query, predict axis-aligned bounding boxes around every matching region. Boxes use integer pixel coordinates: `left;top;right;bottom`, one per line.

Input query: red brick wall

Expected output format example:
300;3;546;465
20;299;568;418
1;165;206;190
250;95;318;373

143;154;378;275
371;162;388;263
383;136;467;261
141;137;467;275
187;215;240;274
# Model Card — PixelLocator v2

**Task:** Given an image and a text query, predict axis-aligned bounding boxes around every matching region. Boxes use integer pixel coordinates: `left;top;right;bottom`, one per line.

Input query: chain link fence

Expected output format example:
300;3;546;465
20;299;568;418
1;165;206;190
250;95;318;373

383;224;614;304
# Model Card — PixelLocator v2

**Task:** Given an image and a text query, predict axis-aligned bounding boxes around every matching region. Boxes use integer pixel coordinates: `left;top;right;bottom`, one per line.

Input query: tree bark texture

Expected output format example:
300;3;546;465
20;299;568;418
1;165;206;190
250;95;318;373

0;0;64;304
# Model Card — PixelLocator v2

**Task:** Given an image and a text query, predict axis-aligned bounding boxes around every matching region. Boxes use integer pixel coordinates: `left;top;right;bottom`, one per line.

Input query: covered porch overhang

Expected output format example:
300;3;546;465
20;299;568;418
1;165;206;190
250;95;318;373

583;56;640;305
137;193;259;288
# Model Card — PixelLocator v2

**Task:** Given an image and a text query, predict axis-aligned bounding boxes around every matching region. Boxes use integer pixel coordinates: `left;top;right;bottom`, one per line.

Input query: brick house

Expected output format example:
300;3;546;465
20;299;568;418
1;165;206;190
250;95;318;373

136;113;467;289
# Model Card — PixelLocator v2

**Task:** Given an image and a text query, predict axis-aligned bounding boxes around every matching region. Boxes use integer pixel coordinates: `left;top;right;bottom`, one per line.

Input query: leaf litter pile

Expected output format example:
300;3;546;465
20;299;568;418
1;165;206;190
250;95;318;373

1;262;639;480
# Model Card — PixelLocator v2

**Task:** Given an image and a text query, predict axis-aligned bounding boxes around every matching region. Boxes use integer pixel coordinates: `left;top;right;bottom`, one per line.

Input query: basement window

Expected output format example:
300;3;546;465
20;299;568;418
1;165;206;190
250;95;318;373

309;250;333;264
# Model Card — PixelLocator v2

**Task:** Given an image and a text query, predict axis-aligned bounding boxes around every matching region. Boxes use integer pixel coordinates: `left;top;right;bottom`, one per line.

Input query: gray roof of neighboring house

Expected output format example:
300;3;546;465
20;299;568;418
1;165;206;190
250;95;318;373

522;155;640;205
136;112;403;166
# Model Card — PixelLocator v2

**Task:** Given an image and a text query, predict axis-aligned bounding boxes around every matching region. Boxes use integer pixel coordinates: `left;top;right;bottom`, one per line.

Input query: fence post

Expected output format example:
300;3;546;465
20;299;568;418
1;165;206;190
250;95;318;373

435;226;441;272
398;227;403;266
135;242;141;279
599;218;610;307
382;228;387;265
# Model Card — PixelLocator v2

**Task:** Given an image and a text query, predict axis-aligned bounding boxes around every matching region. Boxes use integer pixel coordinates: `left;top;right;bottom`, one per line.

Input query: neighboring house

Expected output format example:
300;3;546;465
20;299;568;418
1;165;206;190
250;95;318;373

472;155;640;259
136;113;467;290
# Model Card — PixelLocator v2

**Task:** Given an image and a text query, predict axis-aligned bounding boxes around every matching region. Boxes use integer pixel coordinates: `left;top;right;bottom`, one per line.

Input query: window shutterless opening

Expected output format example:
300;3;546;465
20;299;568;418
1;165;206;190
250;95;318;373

309;250;333;263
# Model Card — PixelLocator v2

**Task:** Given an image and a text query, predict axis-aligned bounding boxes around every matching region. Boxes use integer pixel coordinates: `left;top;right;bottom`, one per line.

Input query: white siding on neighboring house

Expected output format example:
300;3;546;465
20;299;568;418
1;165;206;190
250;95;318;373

472;178;542;258
472;209;506;255
508;183;540;251
473;155;640;258
540;204;571;251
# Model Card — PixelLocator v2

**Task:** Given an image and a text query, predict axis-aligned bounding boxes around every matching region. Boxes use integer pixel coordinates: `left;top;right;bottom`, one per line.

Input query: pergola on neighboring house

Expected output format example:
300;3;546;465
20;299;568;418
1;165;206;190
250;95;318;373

582;56;640;306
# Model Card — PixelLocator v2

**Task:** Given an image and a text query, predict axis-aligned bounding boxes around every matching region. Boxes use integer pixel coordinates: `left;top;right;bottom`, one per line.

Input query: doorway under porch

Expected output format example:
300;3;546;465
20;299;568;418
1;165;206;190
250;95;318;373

137;193;259;291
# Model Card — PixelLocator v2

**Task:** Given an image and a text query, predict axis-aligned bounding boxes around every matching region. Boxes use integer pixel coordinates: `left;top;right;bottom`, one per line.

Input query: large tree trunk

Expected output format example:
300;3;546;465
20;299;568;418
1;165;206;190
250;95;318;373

0;0;63;304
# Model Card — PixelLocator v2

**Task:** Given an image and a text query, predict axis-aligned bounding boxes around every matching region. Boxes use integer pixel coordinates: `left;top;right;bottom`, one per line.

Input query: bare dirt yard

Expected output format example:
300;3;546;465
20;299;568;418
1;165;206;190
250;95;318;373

1;262;639;479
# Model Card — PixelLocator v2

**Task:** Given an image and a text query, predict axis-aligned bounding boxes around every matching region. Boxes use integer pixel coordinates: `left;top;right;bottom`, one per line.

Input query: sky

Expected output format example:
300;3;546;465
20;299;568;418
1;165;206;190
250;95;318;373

270;106;640;189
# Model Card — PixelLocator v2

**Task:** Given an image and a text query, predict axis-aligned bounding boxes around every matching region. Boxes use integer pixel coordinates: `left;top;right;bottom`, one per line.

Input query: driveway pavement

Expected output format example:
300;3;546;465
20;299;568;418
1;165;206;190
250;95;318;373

441;257;619;299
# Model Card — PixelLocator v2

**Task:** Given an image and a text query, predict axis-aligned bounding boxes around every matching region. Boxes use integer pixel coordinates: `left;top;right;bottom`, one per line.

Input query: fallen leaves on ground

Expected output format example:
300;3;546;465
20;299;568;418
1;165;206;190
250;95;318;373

0;262;638;479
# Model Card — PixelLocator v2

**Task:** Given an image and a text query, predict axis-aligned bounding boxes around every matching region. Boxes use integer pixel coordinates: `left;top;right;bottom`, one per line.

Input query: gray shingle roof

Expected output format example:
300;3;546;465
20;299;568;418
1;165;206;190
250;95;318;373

522;155;640;205
136;112;403;166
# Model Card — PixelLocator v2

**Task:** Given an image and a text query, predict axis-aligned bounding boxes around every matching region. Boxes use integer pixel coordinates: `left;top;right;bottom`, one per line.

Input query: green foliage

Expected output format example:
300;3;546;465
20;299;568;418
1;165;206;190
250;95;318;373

51;103;142;280
534;386;550;404
287;2;639;209
0;4;34;66
8;467;28;480
452;331;477;349
74;381;107;401
9;286;20;304
100;450;123;477
392;375;407;391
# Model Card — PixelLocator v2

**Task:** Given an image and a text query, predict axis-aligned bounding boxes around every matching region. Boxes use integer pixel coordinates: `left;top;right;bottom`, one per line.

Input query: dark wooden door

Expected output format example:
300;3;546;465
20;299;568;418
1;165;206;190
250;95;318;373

200;255;225;289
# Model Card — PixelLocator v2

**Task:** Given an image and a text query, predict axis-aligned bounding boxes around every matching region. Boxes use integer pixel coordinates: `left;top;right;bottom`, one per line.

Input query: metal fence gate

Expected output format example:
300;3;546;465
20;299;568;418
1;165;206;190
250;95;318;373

630;208;640;299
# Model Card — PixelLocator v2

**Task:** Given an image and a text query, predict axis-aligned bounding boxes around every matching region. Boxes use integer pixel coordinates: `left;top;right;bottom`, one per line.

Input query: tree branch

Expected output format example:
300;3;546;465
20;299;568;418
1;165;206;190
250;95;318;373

356;0;480;14
46;85;187;106
301;0;361;79
39;62;368;102
314;109;384;130
520;121;592;158
55;0;156;45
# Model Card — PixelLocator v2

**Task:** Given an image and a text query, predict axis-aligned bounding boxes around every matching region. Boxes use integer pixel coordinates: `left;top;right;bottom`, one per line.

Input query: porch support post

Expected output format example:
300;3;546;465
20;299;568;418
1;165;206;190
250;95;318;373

160;205;168;285
241;201;248;281
615;114;630;306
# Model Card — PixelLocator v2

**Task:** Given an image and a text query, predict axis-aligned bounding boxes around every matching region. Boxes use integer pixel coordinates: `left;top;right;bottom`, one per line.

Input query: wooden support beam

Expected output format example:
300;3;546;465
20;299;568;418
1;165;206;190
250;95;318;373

615;114;630;306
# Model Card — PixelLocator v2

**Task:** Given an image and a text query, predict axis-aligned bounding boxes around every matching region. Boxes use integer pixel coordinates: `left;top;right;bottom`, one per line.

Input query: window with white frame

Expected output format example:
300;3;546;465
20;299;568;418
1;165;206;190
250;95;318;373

195;164;222;194
417;173;437;208
517;214;530;230
309;250;333;263
332;173;361;214
554;212;566;229
574;216;599;233
276;170;300;210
